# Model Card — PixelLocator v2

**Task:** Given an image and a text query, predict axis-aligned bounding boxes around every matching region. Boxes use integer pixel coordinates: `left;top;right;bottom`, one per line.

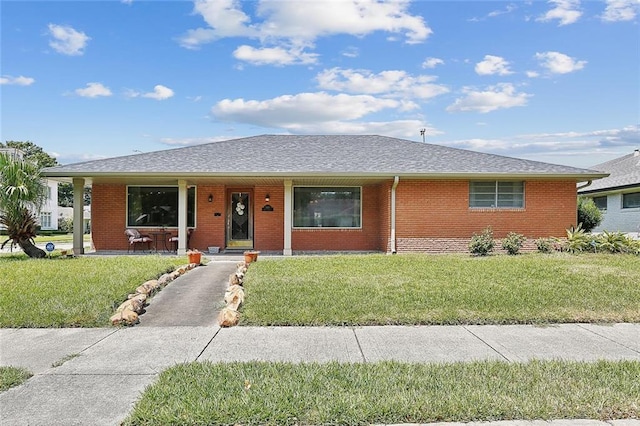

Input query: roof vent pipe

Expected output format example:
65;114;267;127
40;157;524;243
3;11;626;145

634;149;639;157
390;176;399;254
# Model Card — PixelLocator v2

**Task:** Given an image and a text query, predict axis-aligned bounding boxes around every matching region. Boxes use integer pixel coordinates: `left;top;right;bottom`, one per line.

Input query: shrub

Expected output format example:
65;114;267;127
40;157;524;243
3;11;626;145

595;231;640;254
535;237;554;253
469;227;495;256
565;224;595;253
577;197;602;232
58;217;73;233
501;232;526;255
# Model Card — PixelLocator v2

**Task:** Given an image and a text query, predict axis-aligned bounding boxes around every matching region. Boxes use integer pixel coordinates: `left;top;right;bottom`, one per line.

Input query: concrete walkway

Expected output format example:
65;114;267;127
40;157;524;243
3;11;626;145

1;261;639;425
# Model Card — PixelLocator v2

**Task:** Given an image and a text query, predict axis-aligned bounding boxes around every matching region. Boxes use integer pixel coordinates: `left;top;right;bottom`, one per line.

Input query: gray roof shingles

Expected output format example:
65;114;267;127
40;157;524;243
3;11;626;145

578;151;640;193
43;135;605;177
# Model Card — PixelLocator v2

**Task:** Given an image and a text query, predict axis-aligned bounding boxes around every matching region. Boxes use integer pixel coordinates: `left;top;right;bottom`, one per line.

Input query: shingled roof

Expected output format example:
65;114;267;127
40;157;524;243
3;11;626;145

43;135;605;179
579;150;640;194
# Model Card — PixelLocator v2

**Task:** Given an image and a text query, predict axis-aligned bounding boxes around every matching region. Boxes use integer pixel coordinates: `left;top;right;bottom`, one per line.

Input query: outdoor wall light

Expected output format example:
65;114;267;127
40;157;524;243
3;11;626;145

265;194;270;203
208;194;213;203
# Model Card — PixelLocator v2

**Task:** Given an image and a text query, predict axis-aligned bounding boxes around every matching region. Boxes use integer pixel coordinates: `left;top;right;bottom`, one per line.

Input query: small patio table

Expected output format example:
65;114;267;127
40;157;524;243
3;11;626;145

149;230;172;253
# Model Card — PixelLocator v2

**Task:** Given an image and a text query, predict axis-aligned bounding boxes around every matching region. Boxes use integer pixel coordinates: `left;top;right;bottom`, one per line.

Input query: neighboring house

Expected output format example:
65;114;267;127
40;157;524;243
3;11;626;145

42;135;606;255
578;149;640;234
59;206;92;233
0;148;58;231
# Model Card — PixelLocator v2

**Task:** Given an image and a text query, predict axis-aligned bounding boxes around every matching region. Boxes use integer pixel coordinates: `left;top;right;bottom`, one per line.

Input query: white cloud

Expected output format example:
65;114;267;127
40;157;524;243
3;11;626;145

475;55;513;76
179;0;432;55
535;51;586;74
211;92;412;129
537;0;582;26
124;84;174;101
316;68;449;100
526;70;540;78
47;24;90;56
141;85;175;100
440;125;640;163
602;0;639;22
421;57;444;69
446;83;531;113
341;46;359;58
0;75;35;86
469;3;517;21
75;82;112;98
233;45;318;65
121;0;134;4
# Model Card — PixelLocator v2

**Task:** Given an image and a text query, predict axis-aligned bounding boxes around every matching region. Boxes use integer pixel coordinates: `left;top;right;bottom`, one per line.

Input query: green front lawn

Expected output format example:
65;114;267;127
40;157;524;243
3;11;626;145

0;256;185;327
124;360;640;425
241;253;640;325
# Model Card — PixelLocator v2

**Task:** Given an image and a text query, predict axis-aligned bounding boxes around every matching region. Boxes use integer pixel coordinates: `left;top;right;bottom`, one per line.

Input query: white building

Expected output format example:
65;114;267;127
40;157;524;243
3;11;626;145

579;150;640;235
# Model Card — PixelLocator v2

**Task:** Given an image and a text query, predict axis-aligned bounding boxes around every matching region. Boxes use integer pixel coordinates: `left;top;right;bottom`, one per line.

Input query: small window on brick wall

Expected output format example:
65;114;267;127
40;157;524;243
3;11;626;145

469;181;524;208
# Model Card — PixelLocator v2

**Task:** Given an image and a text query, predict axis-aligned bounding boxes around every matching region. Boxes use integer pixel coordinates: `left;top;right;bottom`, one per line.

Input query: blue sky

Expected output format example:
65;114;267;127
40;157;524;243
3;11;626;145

1;0;638;168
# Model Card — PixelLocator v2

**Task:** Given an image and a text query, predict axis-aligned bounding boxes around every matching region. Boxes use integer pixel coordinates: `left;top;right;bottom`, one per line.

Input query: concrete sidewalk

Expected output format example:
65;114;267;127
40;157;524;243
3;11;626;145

1;260;639;425
1;323;639;425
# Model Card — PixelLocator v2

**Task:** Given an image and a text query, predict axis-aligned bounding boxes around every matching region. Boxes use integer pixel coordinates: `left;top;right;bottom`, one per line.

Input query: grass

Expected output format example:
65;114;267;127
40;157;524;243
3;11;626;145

0;366;32;392
241;253;640;325
0;255;186;327
32;234;91;244
124;360;640;425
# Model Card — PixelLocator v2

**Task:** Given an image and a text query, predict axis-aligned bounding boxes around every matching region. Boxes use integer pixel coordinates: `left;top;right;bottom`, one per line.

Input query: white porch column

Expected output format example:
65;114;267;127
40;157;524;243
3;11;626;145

283;180;292;256
72;178;85;255
177;180;188;255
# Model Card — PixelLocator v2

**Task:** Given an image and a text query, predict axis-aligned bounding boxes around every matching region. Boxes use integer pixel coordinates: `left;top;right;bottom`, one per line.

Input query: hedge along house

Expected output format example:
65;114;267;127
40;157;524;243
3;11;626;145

42;135;607;256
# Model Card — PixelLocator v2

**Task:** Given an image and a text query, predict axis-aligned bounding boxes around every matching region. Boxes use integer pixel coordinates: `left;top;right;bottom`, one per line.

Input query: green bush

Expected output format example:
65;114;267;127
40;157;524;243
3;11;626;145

565;224;596;253
577;197;602;232
58;217;73;233
501;232;526;255
469;227;495;256
535;237;554;253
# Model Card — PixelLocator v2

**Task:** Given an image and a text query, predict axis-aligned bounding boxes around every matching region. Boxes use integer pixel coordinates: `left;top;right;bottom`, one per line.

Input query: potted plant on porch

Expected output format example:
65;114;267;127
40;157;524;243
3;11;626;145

243;250;260;264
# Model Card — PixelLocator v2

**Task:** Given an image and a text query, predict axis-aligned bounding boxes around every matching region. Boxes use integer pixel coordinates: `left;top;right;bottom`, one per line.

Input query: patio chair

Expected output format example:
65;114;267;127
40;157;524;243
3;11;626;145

124;228;153;253
168;228;193;252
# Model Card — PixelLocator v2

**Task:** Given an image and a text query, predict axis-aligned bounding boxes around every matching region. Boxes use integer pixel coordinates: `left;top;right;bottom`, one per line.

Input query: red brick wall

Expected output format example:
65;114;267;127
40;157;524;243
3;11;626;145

91;179;577;253
190;185;226;251
292;184;382;251
253;185;284;251
91;184;127;251
395;179;577;252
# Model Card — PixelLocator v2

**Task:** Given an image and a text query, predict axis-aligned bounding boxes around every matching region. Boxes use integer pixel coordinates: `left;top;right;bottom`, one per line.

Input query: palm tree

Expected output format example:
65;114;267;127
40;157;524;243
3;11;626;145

0;151;47;258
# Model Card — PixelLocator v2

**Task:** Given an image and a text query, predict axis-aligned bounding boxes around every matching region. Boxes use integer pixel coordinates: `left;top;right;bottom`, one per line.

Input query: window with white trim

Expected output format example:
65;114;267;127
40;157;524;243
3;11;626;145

127;186;196;227
470;181;524;208
622;192;640;209
293;187;361;228
40;212;52;229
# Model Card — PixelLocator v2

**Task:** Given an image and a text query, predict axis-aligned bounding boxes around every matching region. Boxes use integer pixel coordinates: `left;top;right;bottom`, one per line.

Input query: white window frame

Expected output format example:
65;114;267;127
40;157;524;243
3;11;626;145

292;186;363;229
39;212;52;229
469;181;525;209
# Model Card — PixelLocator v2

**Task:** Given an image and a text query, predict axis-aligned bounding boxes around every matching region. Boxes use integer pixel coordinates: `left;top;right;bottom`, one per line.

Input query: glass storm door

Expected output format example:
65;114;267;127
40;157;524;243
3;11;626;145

227;191;253;248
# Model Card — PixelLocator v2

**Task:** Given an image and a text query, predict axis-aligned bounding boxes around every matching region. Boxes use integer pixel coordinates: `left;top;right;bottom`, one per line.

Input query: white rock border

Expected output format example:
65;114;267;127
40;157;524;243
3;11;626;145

218;261;248;327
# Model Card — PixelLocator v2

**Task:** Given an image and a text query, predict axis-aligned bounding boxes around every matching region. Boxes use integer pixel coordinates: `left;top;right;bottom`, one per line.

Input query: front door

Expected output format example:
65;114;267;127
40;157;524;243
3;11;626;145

227;191;253;249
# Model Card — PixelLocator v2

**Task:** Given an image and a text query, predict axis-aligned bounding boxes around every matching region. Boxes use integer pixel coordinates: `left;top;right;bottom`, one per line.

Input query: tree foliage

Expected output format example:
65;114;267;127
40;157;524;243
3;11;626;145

1;141;58;168
577;197;603;232
0;152;47;257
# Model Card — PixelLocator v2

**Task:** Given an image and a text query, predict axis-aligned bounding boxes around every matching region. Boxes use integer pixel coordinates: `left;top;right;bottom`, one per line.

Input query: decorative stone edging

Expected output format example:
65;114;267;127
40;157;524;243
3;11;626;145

217;261;248;327
109;263;199;326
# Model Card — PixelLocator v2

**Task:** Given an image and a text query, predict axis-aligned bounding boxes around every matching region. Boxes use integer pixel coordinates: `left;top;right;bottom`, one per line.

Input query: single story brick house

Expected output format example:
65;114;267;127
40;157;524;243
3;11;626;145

42;135;607;255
